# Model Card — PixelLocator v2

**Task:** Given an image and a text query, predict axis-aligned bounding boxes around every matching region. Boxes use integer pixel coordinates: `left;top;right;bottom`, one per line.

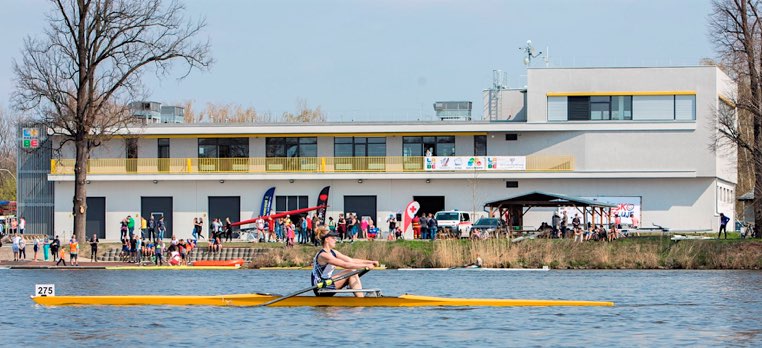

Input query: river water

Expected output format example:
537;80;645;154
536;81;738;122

1;269;761;347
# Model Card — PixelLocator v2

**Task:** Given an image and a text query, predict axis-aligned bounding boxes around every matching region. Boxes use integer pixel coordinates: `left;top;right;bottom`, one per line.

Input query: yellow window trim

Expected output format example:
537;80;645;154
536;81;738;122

546;91;696;97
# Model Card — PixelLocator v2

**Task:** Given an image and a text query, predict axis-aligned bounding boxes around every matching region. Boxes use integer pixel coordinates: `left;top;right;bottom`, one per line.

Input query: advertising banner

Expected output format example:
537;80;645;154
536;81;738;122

424;156;526;171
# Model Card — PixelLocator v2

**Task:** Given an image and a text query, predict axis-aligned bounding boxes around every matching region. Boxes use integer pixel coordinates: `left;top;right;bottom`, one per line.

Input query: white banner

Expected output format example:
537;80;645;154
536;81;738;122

487;156;526;171
424;156;525;171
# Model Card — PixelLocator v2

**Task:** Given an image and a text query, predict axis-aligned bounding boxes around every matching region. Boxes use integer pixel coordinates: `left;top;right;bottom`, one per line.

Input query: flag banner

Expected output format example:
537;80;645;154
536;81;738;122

402;201;420;239
260;187;276;217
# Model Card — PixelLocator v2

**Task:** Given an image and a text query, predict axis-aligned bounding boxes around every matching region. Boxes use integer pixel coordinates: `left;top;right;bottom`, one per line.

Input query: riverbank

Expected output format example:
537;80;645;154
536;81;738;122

2;237;760;269
248;237;762;270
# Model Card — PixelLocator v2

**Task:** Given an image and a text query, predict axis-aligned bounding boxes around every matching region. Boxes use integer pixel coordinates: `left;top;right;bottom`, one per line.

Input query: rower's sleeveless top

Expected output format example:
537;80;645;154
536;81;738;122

312;249;337;296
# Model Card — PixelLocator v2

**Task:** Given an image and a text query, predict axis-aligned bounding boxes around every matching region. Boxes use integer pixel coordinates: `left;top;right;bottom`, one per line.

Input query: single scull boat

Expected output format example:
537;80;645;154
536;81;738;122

31;293;613;307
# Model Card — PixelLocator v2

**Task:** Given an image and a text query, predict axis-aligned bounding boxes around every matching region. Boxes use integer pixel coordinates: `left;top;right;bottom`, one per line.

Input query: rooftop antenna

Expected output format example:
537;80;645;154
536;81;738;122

520;40;543;66
544;46;551;67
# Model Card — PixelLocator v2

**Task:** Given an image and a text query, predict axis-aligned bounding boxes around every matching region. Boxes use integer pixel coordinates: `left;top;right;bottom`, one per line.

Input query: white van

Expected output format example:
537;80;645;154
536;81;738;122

434;210;473;238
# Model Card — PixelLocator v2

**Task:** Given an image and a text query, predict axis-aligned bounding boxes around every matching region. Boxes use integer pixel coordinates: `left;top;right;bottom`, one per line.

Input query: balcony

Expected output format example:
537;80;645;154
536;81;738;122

49;155;575;175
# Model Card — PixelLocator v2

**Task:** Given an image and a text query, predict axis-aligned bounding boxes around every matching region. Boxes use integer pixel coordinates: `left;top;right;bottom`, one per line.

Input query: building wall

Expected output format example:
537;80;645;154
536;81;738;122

53;177;723;240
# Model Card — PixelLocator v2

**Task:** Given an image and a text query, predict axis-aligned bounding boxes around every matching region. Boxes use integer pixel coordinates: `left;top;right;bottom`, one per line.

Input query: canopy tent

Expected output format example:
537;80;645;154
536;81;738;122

483;191;618;230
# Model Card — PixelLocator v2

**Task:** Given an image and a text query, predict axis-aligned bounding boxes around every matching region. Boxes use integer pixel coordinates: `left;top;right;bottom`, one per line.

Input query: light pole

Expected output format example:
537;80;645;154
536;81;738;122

0;168;16;182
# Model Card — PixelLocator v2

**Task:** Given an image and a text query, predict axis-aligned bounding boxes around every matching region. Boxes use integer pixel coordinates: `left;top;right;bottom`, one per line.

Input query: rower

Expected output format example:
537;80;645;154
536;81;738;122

475;255;483;268
312;227;379;297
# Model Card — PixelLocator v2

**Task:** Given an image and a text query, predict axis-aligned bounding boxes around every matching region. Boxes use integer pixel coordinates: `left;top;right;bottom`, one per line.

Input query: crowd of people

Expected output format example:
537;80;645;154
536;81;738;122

536;211;639;242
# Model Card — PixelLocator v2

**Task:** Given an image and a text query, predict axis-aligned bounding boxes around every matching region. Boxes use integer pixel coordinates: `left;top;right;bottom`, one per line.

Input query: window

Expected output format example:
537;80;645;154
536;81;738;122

126;138;138;172
197;138;249;172
334;137;386;157
403;136;455;156
157;138;170;172
266;137;317;158
506;181;519;188
474;135;487;156
275;195;309;213
198;138;249;158
505;134;518;141
567;96;632;121
553;94;695;121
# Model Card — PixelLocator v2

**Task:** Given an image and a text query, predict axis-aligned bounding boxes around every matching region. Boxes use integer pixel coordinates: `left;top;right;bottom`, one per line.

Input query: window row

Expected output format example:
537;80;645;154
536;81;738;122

548;95;696;121
143;136;488;161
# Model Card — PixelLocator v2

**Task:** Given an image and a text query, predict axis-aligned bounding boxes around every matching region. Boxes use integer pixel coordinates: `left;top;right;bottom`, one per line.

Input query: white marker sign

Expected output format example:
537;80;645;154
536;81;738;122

35;284;55;297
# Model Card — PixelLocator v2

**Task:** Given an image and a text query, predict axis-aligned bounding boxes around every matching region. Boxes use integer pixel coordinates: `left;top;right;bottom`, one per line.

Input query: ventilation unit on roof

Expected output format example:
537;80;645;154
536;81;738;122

433;101;472;121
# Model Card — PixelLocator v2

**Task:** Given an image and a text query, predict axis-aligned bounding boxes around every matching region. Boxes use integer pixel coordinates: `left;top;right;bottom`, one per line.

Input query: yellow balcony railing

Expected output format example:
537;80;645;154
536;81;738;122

49;155;575;175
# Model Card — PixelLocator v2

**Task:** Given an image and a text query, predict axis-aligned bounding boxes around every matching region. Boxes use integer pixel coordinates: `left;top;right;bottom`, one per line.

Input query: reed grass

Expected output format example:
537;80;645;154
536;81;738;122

246;238;762;270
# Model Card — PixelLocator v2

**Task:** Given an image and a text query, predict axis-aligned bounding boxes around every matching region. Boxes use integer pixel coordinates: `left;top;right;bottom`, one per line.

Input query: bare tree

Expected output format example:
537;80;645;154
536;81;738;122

710;0;762;237
0;107;20;201
12;0;211;242
282;98;326;123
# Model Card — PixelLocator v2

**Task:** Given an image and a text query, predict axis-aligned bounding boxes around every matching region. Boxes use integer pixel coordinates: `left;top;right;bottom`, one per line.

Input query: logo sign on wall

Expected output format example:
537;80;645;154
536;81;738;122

425;156;526;171
22;128;40;149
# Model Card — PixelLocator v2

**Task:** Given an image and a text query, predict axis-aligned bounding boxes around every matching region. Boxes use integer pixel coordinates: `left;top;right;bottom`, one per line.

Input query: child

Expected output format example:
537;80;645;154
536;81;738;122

154;242;164;265
56;247;67;266
286;222;295;248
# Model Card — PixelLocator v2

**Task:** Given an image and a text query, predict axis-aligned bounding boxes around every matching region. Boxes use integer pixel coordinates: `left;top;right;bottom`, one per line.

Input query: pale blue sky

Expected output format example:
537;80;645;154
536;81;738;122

0;0;716;120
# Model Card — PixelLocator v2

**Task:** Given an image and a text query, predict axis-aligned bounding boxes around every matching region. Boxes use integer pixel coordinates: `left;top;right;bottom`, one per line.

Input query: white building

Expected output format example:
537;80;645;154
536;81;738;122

47;66;737;240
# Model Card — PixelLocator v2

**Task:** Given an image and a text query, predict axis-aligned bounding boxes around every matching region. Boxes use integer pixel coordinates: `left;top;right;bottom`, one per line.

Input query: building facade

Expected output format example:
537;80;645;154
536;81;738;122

44;66;736;240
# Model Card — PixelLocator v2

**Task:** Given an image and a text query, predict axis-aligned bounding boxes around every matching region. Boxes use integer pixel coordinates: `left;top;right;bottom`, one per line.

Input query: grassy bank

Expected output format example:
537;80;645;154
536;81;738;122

249;238;762;270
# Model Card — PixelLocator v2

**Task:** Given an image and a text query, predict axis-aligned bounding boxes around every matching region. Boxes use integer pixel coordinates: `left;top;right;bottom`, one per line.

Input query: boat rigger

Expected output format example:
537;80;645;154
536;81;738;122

31;293;614;307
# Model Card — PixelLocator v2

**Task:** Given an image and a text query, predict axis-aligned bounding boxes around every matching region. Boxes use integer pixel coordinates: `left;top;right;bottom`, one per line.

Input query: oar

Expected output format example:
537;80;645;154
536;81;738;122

257;268;369;307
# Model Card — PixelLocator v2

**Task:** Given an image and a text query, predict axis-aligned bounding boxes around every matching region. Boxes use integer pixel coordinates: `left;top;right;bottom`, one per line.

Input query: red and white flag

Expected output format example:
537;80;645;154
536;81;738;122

402;201;420;238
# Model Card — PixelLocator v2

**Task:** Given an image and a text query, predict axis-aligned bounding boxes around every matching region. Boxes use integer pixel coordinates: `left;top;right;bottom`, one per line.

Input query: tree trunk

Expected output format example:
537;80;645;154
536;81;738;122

73;139;88;242
755;158;762;238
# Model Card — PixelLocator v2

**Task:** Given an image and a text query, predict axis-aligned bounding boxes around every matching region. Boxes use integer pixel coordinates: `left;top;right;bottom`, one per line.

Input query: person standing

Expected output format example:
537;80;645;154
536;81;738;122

156;216;167;241
428;213;438;241
69;236;79;266
386;214;398;239
19;237;27;260
33;237;40;261
225;217;233;242
560;211;568;239
337;213;346;242
719;213;730;239
147;215;156;242
552;211;561;236
140;215;147;240
50;235;61;262
19;216;26;235
419;213;429;239
89;234;99;262
412;215;421;239
43;236;50;261
571;214;581;239
197;217;205;240
120;218;128;240
11;234;20;261
127;215;135;239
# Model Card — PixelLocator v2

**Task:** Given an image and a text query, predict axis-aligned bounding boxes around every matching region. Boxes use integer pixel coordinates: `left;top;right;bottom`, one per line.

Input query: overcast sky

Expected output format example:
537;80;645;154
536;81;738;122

0;0;716;121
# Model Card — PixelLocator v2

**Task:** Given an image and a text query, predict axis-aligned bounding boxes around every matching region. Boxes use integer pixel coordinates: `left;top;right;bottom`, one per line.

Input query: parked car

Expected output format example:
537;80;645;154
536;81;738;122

470;218;504;238
434;210;473;238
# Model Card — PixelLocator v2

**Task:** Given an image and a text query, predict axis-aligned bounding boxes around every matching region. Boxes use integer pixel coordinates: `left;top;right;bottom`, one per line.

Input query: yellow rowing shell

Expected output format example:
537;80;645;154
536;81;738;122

31;294;613;307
